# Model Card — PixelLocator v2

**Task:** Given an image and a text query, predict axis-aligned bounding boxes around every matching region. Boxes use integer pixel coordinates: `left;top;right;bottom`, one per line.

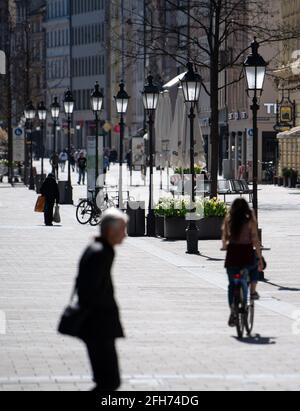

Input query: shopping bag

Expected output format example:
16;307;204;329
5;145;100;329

53;205;61;224
34;195;45;213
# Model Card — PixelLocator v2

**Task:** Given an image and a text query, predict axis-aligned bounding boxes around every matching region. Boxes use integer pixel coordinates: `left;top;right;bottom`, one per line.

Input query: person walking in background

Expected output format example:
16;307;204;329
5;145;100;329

103;155;110;185
222;198;263;327
126;150;132;170
69;151;76;172
109;147;118;165
76;209;128;392
40;173;60;227
59;151;68;172
50;152;59;179
74;150;80;173
77;152;87;185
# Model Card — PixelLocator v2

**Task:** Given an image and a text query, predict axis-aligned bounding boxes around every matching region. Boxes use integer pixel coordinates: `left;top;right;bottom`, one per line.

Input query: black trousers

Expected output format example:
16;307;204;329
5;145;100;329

44;200;55;226
85;338;120;391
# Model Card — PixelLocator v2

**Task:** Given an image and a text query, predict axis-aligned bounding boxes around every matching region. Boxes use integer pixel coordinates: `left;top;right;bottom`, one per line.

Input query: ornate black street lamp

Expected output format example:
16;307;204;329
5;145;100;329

142;75;160;237
244;38;267;221
63;89;75;204
50;97;60;178
24;101;36;190
90;82;104;191
180;62;202;255
37;101;47;182
115;82;130;209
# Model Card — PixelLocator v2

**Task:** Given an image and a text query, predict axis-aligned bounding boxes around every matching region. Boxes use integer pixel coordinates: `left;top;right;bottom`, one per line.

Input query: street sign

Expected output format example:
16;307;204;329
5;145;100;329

13;127;25;162
0;50;6;75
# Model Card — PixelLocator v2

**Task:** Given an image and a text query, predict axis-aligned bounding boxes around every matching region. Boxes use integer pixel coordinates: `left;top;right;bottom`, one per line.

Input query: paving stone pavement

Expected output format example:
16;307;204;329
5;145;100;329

1;170;300;391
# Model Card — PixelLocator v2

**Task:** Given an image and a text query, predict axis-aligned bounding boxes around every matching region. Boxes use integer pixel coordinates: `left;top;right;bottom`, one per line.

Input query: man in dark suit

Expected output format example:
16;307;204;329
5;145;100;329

40;173;59;226
77;209;128;392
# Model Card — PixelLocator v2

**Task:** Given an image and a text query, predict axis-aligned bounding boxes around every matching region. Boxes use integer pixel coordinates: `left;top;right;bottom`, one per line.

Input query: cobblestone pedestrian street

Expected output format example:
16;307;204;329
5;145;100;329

1;172;300;391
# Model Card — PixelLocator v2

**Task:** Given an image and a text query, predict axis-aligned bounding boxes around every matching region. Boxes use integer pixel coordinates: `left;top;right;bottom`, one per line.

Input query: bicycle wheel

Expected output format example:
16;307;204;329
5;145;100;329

234;287;245;339
89;209;102;226
245;301;255;336
76;200;93;225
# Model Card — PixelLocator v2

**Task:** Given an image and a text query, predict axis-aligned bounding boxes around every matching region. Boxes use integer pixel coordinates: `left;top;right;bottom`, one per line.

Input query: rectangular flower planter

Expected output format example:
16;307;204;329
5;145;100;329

164;217;189;240
164;216;224;240
155;215;165;238
197;217;224;240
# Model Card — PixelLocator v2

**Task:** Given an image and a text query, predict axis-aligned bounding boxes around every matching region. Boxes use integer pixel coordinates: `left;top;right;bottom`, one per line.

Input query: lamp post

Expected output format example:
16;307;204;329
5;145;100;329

90;82;104;191
37;102;47;182
115;82;130;209
63;89;75;204
50;97;60;178
243;38;267;221
142;75;160;237
180;62;202;255
24;101;36;190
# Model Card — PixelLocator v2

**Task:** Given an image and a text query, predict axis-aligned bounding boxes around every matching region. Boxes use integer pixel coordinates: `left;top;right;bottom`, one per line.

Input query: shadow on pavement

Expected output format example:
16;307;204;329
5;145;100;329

265;281;300;292
234;334;277;345
199;253;225;262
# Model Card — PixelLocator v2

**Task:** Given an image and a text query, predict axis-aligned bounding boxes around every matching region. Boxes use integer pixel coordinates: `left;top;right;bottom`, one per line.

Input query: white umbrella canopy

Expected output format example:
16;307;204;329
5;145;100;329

154;90;172;167
182;105;206;168
169;90;186;168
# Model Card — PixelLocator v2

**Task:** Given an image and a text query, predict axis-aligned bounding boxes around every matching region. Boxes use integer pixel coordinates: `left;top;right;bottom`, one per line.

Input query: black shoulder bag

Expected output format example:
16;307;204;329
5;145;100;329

57;286;90;338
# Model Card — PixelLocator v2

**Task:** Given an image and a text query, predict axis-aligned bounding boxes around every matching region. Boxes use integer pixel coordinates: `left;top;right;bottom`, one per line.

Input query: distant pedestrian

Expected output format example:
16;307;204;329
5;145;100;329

126;150;132;170
103;155;110;185
50;152;59;179
109;148;118;164
69;152;76;172
40;173;60;227
77;152;87;185
59;151;68;172
76;209;128;392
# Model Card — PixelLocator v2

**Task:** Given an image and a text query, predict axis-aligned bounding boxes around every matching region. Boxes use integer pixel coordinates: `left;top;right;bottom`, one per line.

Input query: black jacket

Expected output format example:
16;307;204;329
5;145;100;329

40;176;59;203
77;238;124;340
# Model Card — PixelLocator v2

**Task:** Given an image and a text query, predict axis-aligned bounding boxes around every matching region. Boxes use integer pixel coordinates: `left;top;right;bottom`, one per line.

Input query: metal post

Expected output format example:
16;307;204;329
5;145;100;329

95;112;99;190
41;122;44;181
119;114;124;209
252;92;259;220
147;112;155;237
29;124;35;190
52;120;58;179
186;105;199;255
64;115;73;204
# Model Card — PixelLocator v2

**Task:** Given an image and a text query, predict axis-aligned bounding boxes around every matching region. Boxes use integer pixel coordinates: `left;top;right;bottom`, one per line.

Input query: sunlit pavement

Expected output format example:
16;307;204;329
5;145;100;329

0;164;300;391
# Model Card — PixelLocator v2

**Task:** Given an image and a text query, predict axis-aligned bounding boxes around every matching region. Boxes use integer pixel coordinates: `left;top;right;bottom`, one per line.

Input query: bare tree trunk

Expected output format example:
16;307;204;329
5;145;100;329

210;59;219;199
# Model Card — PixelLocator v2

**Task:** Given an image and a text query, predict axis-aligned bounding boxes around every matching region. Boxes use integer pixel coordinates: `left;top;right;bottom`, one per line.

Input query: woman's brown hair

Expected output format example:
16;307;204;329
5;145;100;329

223;198;253;242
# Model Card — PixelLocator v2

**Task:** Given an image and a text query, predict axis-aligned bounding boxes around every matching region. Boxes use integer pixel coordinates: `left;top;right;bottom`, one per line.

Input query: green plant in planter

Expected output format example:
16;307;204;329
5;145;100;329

154;198;173;217
203;198;228;218
174;166;203;175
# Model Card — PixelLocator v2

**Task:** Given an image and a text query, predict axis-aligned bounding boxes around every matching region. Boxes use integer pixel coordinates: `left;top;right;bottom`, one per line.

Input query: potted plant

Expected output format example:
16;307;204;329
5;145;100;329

154;198;172;238
197;198;228;240
164;199;190;240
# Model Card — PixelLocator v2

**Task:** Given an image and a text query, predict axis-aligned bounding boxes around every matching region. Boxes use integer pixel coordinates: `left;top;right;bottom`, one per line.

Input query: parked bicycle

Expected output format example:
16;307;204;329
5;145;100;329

231;269;255;339
76;187;135;226
76;188;115;226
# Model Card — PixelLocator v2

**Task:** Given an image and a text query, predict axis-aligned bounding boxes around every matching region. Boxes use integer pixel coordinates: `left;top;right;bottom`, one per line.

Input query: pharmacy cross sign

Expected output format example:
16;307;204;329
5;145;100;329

0;50;6;75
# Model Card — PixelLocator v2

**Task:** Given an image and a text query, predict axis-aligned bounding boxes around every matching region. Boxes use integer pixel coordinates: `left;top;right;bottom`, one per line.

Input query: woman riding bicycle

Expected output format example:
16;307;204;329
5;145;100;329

222;198;263;327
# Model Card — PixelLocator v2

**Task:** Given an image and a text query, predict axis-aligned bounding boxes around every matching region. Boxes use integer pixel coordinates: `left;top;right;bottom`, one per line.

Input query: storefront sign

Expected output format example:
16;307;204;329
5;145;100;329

13;127;25;162
280;106;293;123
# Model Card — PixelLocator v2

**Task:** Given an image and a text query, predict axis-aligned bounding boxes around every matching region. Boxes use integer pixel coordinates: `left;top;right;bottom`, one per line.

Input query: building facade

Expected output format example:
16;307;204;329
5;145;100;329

275;0;300;177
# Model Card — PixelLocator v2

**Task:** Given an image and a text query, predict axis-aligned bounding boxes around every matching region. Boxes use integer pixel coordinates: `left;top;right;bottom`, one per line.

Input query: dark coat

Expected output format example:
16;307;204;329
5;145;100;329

77;238;124;340
40;176;59;203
